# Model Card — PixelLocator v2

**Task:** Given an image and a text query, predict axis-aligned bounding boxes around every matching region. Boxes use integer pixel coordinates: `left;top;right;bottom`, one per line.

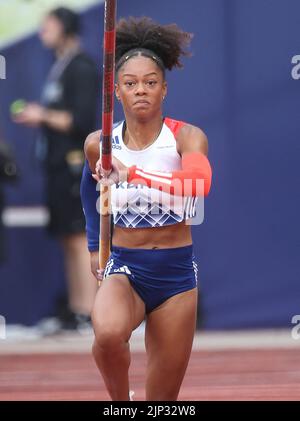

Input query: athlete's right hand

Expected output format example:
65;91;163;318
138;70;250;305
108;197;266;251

92;156;128;185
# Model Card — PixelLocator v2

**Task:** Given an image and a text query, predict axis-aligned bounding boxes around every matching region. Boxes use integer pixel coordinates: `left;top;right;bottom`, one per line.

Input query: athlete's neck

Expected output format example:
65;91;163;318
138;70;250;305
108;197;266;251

123;115;164;151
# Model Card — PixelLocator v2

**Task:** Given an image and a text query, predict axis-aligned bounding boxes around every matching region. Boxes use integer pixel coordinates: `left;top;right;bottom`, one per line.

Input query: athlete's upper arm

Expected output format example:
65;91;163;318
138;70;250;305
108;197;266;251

176;124;208;157
84;130;101;172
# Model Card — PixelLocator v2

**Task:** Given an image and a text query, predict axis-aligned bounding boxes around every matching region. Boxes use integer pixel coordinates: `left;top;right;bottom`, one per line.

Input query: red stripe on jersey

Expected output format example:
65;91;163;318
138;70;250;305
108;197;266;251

127;152;212;197
164;117;186;138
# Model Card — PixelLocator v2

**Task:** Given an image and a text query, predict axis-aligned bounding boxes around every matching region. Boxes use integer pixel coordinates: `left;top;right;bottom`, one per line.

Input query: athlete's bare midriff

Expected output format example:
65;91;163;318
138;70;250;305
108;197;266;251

112;220;192;249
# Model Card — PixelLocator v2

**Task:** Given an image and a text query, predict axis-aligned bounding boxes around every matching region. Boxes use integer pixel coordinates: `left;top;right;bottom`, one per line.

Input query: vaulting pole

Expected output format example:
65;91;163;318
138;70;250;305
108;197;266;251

99;0;117;281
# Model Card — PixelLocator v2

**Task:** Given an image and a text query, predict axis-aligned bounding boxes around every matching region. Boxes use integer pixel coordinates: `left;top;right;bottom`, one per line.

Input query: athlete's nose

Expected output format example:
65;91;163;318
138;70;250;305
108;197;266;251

135;82;146;96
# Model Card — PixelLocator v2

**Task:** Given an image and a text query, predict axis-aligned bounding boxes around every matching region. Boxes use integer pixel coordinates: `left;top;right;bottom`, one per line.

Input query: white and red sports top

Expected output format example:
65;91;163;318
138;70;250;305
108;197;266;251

110;117;198;229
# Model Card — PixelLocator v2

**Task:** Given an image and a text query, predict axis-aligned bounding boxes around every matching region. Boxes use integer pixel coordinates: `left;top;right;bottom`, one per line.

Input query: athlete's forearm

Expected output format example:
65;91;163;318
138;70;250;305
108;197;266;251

80;160;100;252
127;152;212;197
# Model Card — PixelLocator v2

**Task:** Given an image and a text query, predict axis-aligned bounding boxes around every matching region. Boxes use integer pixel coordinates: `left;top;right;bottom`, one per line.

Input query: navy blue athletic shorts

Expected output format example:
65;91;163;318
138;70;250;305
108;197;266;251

103;244;198;313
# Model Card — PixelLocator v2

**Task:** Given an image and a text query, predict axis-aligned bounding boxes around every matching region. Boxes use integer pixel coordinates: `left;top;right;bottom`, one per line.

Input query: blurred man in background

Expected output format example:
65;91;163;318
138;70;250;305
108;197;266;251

13;7;99;332
0;137;17;263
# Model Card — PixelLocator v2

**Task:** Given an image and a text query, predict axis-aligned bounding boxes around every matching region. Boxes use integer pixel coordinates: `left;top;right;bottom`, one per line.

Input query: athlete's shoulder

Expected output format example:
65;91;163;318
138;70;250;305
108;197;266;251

84;130;101;171
164;117;208;147
164;117;188;137
85;120;122;144
84;121;124;165
85;130;101;147
176;123;208;155
164;117;204;135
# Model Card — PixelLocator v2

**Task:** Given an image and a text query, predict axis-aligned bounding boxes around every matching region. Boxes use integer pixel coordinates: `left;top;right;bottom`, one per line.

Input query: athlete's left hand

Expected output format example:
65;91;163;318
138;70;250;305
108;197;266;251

92;156;128;185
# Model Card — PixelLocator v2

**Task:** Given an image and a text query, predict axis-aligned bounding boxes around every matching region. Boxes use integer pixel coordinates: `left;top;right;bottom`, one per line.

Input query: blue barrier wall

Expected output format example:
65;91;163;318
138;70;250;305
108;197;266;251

0;0;299;328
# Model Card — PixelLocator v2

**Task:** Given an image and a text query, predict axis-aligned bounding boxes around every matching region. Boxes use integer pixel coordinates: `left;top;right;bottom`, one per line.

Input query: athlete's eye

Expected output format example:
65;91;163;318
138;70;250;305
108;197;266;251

147;80;157;86
125;81;135;87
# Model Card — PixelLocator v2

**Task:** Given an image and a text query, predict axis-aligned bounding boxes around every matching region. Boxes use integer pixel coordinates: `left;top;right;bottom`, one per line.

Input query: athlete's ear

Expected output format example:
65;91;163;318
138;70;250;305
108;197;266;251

115;83;120;101
162;80;167;101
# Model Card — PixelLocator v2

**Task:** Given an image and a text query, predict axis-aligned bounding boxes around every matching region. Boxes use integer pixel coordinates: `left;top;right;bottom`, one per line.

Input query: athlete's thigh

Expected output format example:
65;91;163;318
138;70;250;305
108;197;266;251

145;288;198;366
92;274;145;337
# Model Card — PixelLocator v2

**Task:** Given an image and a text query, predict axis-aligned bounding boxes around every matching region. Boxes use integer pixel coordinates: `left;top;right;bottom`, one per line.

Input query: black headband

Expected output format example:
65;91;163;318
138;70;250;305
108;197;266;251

115;48;165;75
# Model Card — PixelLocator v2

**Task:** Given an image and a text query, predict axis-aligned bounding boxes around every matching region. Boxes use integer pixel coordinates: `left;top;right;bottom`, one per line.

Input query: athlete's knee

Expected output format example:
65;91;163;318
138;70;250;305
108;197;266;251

93;323;131;352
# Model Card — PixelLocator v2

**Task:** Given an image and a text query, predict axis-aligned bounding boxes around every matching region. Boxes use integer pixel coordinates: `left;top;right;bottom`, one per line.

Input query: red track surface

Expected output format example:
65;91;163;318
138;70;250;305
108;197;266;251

1;349;300;401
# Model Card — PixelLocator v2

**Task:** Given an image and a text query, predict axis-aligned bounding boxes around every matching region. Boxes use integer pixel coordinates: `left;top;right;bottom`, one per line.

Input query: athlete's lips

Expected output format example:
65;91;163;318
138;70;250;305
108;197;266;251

134;99;150;105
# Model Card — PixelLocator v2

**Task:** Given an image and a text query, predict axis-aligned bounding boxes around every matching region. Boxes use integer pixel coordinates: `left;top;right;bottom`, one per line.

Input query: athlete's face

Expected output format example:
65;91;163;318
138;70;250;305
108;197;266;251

115;56;167;119
39;15;65;49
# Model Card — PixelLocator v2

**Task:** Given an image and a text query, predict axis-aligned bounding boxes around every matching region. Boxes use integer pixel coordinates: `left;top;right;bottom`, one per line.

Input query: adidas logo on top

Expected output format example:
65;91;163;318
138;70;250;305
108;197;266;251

112;135;122;150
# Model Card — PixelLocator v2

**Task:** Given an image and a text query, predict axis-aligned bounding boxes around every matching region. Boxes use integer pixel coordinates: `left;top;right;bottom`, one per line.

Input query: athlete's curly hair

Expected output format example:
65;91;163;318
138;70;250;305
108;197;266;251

116;16;193;72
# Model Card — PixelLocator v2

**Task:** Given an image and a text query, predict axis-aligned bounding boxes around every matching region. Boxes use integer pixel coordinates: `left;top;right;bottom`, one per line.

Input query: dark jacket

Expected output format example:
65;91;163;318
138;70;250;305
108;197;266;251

0;141;17;262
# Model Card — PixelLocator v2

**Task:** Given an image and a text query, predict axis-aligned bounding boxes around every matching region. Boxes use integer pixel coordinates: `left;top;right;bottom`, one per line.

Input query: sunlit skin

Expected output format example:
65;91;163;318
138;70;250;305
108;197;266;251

87;53;209;401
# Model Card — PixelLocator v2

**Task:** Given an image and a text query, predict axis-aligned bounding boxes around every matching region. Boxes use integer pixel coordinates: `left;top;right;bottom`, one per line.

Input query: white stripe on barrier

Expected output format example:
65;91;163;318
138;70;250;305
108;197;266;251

2;207;50;227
